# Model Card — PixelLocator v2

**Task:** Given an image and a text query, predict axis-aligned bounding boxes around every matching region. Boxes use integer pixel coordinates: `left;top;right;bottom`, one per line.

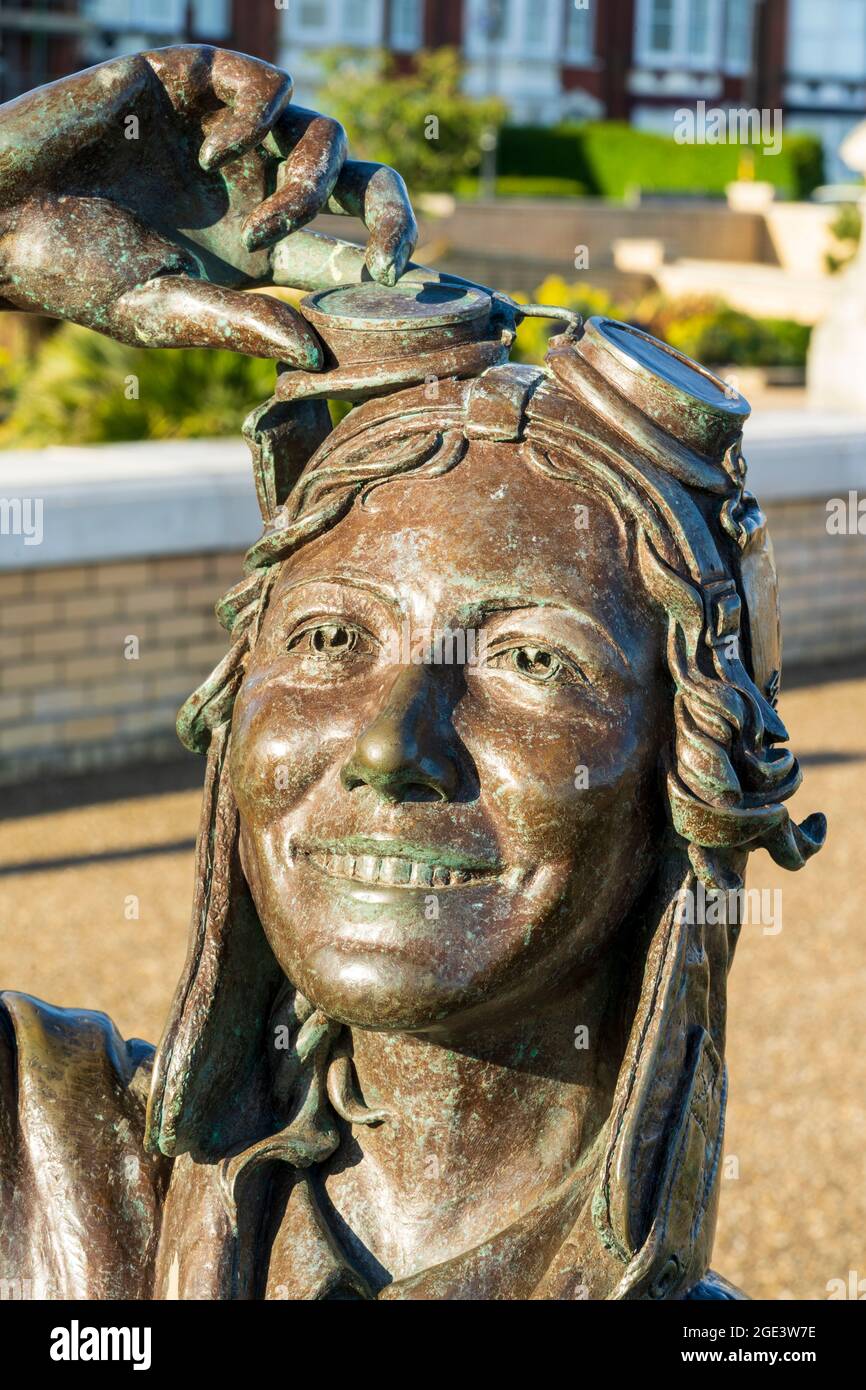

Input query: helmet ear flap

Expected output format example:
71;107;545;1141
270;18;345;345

587;850;731;1301
243;395;332;524
145;723;283;1161
731;500;783;706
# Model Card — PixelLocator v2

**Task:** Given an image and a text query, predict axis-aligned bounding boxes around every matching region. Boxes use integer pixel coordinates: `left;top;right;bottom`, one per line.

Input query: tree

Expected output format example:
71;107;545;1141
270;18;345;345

316;48;506;196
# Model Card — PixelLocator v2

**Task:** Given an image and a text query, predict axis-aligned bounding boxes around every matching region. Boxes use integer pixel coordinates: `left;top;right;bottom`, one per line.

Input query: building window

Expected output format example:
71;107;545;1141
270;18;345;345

129;0;185;27
524;0;555;54
565;1;594;62
341;0;377;42
296;1;328;30
687;0;710;57
84;0;187;29
463;0;514;46
284;0;384;49
787;0;866;82
724;0;753;74
649;0;675;54
636;0;721;68
82;0;127;24
191;0;230;39
390;0;424;51
487;0;513;43
469;0;573;57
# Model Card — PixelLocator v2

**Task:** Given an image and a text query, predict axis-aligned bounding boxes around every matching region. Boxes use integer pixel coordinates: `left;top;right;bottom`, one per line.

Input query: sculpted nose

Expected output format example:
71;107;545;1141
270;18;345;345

341;666;460;803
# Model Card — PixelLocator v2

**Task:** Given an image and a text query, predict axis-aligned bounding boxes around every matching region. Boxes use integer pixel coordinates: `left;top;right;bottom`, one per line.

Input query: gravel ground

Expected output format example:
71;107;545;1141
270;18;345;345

1;672;863;1301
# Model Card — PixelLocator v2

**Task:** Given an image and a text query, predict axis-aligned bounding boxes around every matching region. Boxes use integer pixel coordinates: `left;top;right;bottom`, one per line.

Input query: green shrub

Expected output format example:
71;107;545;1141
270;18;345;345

663;307;810;367
0;284;811;451
512;277;620;362
316;48;505;196
826;201;862;273
0;343;25;422
0;323;277;448
498;122;825;200
787;135;825;201
498;125;594;190
512;278;811;369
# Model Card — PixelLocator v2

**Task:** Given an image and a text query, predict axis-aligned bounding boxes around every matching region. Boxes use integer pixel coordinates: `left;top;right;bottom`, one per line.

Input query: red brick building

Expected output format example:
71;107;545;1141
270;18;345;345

0;2;273;103
277;1;866;181
2;2;864;180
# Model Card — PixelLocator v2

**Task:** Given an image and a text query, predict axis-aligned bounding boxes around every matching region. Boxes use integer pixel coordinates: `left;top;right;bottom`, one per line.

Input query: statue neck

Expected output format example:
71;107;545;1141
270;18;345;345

319;960;626;1285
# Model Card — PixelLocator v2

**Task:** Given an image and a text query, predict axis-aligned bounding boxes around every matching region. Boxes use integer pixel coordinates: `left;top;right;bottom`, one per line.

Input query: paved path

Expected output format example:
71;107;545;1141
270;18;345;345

1;673;863;1300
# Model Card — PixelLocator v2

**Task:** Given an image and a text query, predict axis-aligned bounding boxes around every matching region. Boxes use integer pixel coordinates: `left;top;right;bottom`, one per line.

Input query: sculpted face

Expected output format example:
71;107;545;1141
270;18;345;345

230;442;670;1036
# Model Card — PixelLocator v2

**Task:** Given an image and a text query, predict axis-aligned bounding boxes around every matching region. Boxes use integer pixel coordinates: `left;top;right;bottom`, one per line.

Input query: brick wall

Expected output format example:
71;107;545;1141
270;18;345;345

764;498;866;671
0;552;245;786
1;497;863;785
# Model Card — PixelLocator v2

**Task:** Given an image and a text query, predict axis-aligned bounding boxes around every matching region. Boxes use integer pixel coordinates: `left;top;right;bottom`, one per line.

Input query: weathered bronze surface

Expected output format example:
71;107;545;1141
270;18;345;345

0;50;826;1302
0;45;418;357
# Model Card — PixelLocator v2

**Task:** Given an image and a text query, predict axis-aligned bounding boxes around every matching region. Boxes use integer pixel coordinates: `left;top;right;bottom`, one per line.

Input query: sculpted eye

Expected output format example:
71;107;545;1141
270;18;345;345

512;646;560;681
311;623;357;657
287;622;366;659
488;644;566;684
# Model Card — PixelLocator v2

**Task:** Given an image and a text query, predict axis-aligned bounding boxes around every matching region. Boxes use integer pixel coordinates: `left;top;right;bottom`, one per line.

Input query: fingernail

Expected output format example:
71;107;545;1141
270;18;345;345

369;257;397;288
242;223;263;253
282;329;323;372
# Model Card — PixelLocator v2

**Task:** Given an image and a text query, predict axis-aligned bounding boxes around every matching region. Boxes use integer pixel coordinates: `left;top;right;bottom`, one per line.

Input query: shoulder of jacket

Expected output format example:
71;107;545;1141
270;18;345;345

0;991;166;1299
0;989;155;1104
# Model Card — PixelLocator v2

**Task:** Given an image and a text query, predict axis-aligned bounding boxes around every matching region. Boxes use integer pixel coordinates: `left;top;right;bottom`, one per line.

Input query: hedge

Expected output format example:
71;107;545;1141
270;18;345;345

498;121;825;201
455;175;587;199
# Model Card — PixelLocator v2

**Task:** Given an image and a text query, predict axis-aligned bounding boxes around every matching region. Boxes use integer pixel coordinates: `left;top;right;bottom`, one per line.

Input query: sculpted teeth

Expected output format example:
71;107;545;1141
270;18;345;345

357;855;378;882
306;849;496;887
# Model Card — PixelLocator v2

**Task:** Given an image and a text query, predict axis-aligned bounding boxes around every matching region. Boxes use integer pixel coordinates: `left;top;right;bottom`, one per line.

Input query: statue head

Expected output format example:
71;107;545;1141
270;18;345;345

229;421;668;1036
145;304;825;1298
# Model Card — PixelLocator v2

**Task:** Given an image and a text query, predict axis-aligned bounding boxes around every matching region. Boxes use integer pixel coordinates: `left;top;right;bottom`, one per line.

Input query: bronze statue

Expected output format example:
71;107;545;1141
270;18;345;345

0;50;825;1301
0;45;417;354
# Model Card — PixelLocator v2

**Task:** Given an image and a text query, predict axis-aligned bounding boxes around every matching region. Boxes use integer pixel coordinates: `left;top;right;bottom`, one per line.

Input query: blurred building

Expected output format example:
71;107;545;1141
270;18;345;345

277;1;866;181
3;3;865;178
0;1;276;103
619;0;866;183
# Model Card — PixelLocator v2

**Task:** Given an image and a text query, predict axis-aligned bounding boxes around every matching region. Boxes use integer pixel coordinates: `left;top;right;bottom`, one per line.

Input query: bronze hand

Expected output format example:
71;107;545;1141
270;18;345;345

0;45;418;360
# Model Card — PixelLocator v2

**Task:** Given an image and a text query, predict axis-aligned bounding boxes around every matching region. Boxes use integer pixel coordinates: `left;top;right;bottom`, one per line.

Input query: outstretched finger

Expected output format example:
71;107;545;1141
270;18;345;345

242;108;348;253
327;161;418;287
104;276;323;364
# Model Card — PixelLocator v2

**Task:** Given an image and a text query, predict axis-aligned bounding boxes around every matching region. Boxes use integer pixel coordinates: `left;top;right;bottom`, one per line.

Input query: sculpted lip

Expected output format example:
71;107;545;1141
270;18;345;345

293;835;505;889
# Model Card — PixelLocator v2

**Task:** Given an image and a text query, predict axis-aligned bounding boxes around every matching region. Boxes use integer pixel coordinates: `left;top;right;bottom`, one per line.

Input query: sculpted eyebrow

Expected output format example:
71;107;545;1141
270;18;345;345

463;598;632;672
278;574;404;614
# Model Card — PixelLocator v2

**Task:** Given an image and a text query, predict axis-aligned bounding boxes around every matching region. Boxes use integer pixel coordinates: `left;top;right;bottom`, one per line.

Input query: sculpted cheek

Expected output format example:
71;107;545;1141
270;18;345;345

466;697;658;860
230;676;331;821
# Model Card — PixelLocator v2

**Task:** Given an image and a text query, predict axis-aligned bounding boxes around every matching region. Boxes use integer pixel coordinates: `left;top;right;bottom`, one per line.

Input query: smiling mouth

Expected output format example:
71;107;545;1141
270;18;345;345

294;837;504;889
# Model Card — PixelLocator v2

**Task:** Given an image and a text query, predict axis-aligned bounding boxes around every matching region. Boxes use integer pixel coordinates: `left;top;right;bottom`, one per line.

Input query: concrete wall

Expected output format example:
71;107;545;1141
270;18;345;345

341;197;840;316
0;438;259;785
319;201;773;294
423;200;771;269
